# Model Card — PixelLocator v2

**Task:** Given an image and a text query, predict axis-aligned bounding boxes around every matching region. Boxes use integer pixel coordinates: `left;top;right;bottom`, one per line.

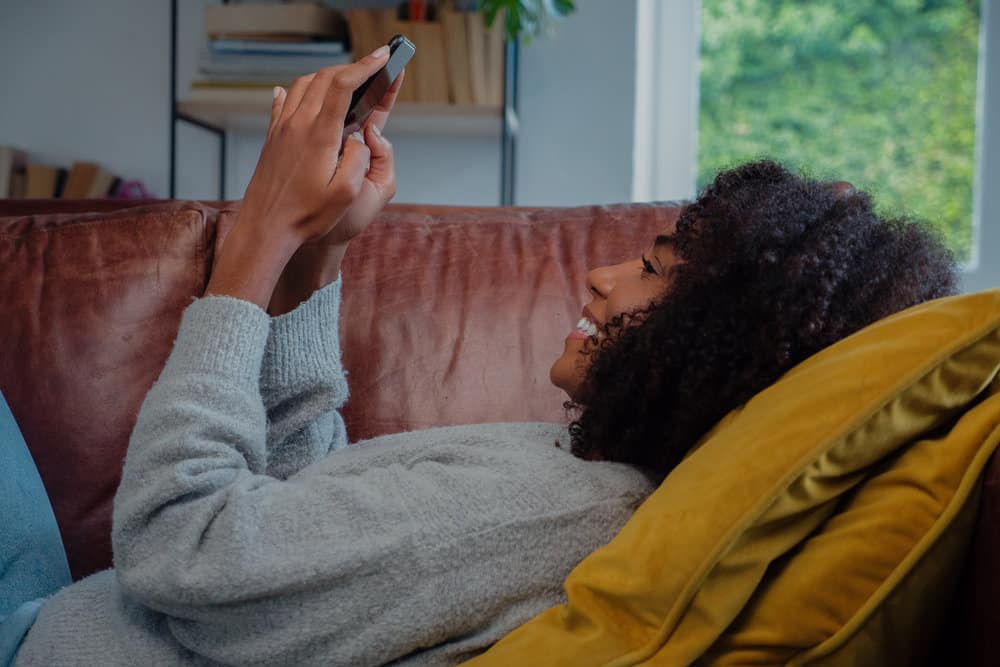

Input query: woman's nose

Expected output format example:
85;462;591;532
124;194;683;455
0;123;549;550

586;261;629;298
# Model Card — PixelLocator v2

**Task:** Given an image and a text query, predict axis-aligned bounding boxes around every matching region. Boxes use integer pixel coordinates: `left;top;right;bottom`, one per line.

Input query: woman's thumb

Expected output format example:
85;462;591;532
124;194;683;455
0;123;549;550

330;132;371;199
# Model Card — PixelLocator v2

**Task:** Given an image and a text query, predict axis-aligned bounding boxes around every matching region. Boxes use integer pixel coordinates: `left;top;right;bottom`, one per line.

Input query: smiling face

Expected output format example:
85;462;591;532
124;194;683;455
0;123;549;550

550;227;680;401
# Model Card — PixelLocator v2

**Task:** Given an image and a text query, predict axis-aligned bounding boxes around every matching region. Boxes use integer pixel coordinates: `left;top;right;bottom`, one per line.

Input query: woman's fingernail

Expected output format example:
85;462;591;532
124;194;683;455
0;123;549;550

371;123;381;136
350;131;364;143
273;86;281;100
370;45;389;59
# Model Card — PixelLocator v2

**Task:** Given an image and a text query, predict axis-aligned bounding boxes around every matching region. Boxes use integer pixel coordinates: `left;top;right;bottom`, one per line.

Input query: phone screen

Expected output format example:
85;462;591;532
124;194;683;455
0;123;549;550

342;35;416;139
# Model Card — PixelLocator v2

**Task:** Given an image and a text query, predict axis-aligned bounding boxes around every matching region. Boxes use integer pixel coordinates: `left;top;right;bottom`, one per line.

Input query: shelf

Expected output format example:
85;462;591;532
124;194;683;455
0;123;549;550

169;0;518;202
176;91;507;136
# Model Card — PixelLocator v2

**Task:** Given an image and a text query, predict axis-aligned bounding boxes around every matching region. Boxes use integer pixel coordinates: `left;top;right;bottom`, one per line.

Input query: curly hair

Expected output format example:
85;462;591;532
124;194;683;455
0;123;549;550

567;160;957;479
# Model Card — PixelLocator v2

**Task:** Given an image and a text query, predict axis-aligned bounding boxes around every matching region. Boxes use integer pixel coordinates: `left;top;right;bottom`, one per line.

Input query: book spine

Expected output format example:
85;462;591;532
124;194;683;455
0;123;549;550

10;167;26;199
441;8;473;105
401;20;450;104
204;3;346;40
209;39;346;56
0;147;26;199
61;162;98;199
106;177;122;198
466;12;490;105
53;168;68;198
484;10;505;106
374;10;418;104
25;165;52;198
200;55;353;71
344;9;379;66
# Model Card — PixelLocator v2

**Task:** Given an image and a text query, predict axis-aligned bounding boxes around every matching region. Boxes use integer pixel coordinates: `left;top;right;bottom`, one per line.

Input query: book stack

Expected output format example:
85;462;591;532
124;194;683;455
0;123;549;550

0;148;122;199
60;162;121;199
345;4;505;106
191;2;350;100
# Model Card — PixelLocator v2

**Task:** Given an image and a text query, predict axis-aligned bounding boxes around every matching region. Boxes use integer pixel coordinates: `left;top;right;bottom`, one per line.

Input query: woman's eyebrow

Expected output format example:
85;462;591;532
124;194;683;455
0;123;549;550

653;234;672;247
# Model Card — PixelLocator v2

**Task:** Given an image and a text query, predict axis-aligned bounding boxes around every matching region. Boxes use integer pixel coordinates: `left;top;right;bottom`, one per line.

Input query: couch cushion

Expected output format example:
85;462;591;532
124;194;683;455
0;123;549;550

466;289;1000;665
0;202;217;579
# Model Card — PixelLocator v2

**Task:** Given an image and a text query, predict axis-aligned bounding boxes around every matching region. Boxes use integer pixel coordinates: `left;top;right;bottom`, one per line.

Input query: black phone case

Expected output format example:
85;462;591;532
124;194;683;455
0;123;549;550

342;35;416;141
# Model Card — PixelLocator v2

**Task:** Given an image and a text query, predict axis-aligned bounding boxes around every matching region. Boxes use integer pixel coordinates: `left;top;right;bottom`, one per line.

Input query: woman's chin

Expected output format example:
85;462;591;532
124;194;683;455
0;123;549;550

549;343;584;401
549;361;570;398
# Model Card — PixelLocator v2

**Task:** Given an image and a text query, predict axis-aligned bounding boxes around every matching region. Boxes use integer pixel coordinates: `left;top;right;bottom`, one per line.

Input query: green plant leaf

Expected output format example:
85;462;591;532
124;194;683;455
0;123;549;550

479;0;577;42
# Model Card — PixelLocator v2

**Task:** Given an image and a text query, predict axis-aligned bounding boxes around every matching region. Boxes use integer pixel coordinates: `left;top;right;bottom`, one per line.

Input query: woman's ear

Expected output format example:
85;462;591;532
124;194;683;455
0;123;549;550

827;180;855;198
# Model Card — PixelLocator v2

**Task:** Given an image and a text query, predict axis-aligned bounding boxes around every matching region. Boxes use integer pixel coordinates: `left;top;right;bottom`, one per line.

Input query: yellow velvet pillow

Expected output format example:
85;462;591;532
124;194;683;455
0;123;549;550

464;289;1000;666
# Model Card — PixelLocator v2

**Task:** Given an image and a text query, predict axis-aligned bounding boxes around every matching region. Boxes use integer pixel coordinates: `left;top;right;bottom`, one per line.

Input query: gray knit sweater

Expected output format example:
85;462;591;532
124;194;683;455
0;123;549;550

16;279;655;666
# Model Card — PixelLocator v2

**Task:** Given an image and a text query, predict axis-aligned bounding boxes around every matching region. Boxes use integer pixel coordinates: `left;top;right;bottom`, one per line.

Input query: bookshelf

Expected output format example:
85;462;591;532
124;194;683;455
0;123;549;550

169;0;520;203
177;99;506;135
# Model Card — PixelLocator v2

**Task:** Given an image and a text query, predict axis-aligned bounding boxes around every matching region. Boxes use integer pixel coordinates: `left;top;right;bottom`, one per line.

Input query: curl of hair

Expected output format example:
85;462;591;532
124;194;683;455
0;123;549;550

567;160;957;479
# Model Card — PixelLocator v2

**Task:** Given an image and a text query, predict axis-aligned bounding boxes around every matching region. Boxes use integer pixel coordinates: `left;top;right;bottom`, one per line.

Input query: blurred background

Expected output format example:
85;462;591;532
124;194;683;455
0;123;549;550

1;0;997;290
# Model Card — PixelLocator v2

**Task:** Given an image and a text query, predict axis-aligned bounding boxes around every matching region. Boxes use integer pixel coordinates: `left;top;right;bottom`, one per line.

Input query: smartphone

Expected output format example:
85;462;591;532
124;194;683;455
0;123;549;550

342;35;416;140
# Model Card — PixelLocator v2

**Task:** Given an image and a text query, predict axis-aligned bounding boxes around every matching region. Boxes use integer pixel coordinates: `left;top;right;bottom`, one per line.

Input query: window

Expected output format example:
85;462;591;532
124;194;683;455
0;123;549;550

635;0;1000;291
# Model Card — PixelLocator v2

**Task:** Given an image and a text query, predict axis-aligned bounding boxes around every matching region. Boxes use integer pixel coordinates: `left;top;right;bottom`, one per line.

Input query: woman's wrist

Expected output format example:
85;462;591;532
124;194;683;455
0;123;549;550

267;241;349;316
206;219;302;311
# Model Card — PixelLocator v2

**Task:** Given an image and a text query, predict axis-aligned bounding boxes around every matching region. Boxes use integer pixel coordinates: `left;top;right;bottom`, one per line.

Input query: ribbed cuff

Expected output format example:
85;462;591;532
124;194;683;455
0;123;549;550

164;295;271;388
261;278;345;396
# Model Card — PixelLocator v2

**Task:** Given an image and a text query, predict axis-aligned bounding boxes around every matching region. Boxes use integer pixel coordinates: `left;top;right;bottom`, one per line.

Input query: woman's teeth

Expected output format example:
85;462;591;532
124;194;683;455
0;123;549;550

576;317;598;337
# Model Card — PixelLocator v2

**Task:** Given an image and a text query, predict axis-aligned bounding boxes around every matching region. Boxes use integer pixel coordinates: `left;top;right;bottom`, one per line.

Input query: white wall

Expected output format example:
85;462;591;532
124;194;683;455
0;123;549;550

0;0;171;198
515;0;638;205
0;0;638;206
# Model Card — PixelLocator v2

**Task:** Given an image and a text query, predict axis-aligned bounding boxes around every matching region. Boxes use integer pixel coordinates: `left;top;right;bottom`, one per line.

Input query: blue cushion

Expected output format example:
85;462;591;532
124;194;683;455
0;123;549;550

0;388;70;665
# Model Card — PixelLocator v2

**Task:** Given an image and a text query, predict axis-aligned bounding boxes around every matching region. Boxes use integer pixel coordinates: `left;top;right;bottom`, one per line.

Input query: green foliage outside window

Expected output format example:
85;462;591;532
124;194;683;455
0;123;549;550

699;0;981;261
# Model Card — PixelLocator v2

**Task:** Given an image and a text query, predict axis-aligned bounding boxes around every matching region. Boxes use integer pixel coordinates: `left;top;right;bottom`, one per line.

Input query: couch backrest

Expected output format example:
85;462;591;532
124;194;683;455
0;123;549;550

0;199;676;578
1;201;217;578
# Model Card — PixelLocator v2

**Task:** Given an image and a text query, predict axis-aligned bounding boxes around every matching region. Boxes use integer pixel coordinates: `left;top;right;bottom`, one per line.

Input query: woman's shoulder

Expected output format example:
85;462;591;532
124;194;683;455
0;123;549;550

341;421;576;473
352;421;569;447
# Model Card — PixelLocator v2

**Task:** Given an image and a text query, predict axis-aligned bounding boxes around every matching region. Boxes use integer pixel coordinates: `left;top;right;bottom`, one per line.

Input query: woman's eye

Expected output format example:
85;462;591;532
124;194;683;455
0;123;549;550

641;256;657;276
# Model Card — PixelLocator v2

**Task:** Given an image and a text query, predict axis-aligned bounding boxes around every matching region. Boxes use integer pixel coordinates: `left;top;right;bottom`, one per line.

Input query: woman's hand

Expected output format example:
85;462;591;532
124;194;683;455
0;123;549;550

206;47;392;310
267;66;406;316
240;46;392;243
314;68;404;247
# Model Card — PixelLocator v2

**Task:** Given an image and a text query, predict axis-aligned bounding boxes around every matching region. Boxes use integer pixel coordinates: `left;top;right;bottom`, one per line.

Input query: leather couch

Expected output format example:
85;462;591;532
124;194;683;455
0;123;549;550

1;198;996;664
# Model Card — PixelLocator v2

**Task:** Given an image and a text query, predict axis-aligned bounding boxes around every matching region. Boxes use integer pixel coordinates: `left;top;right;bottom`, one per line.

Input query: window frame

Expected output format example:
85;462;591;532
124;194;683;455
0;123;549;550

634;0;999;293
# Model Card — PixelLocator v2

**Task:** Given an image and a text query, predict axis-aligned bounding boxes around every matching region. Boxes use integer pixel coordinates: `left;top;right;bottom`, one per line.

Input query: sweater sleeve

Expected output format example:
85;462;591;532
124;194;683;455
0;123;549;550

110;295;362;641
259;278;350;479
110;293;410;664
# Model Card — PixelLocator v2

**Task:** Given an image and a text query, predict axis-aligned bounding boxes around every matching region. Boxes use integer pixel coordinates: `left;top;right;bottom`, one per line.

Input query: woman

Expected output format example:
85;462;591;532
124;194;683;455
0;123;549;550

10;48;955;666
